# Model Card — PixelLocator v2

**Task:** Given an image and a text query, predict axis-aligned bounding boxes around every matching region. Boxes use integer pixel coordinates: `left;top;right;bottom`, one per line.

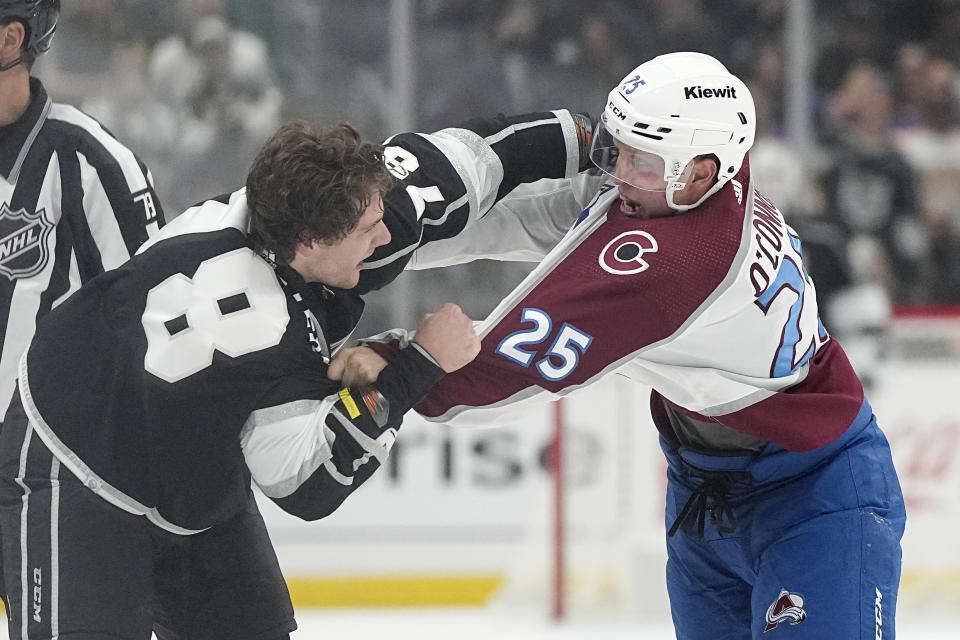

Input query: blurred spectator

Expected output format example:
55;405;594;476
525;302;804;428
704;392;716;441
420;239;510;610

251;0;322;115
27;0;960;318
31;1;181;211
32;0;148;103
892;43;931;127
820;62;928;303
414;0;506;130
815;0;895;92
894;55;960;302
746;42;787;134
725;0;786;79
148;10;282;212
150;14;281;142
927;1;960;64
811;63;929;382
747;51;809;218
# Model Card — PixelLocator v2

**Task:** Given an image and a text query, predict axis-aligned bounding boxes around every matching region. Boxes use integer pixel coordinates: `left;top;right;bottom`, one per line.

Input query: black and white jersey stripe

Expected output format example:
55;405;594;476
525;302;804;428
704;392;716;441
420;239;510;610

0;80;164;422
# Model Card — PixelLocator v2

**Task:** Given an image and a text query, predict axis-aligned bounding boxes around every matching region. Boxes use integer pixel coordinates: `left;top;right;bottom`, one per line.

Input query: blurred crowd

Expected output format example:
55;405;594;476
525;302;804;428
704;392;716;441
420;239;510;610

32;0;960;353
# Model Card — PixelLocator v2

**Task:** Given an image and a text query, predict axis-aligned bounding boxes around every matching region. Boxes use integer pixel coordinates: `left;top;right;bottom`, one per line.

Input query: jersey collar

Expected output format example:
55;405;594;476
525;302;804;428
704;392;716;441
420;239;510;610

275;264;334;363
0;77;52;182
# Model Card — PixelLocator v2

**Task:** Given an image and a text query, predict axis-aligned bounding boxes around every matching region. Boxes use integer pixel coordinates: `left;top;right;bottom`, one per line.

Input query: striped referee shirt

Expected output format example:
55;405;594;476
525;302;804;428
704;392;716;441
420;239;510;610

0;77;164;422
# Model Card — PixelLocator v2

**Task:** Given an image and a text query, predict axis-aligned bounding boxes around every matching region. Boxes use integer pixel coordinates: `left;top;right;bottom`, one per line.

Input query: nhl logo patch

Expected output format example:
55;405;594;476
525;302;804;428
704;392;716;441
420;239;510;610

0;202;54;280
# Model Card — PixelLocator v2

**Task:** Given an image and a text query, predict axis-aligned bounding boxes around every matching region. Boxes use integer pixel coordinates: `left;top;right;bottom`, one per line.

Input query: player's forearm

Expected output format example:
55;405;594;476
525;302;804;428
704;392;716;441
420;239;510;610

243;345;443;520
452;109;591;196
407;173;606;268
357;110;591;292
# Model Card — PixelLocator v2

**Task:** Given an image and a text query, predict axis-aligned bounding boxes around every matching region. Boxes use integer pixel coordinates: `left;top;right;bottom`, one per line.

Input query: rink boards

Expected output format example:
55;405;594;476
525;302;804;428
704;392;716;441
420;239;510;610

259;314;960;614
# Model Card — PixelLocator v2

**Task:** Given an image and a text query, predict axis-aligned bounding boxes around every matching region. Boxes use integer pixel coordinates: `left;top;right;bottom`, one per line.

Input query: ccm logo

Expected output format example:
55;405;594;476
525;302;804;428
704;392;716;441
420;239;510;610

875;587;883;639
33;567;42;623
608;101;627;121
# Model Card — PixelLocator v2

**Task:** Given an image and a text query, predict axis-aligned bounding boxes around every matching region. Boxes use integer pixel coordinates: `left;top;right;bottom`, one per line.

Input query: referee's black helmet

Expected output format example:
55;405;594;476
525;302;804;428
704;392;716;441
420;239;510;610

0;0;60;59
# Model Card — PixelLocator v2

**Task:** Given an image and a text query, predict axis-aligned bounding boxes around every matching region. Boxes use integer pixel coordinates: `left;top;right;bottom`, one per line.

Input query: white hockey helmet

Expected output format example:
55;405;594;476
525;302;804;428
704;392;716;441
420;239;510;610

590;51;756;211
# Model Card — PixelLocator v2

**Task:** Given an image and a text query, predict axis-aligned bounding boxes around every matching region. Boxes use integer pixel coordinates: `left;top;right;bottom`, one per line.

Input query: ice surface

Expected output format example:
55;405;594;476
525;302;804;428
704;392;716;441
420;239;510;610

3;607;958;639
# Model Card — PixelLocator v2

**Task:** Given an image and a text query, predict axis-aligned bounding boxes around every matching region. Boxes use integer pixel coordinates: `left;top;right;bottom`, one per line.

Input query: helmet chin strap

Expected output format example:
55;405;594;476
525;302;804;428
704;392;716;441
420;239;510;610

663;161;698;212
0;55;25;72
666;179;727;212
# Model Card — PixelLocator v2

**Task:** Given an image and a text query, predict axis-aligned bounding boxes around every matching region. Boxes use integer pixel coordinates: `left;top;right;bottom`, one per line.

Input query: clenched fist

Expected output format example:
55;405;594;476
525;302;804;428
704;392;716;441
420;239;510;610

413;303;481;373
327;346;389;387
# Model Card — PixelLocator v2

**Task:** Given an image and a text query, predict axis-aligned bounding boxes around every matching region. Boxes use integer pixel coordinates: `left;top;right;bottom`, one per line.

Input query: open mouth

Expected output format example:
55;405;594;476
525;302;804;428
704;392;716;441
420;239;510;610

621;199;642;216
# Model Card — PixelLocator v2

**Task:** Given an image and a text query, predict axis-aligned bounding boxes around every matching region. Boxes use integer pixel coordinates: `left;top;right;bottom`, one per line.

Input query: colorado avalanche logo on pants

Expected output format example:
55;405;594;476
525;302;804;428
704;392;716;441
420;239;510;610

764;589;807;632
0;202;54;280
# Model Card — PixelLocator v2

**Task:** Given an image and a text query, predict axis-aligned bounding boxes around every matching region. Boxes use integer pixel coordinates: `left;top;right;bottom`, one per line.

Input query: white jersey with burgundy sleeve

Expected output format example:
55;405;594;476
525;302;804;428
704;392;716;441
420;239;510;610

414;157;867;454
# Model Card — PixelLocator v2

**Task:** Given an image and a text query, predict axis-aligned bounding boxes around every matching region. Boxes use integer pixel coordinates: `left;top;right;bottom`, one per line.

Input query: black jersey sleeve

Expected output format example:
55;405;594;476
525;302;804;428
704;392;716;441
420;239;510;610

356;109;587;292
241;345;443;521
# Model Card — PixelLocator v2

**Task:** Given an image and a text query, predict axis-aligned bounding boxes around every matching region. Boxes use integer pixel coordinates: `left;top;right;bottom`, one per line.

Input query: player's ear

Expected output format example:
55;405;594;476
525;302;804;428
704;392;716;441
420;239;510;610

292;228;318;255
677;156;718;200
692;156;719;186
294;239;316;258
0;21;27;60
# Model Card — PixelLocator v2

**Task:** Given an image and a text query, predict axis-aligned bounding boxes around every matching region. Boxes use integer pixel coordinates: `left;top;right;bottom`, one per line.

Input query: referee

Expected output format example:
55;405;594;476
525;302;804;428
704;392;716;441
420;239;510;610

0;0;164;607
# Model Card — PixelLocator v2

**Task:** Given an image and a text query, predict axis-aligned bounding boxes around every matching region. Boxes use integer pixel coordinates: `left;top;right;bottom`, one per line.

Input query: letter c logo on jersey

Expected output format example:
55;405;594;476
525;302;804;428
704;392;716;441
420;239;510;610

599;230;658;275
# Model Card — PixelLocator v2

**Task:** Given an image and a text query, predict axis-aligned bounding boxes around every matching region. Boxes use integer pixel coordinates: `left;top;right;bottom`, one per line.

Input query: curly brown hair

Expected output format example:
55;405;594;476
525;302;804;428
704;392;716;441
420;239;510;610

245;121;394;265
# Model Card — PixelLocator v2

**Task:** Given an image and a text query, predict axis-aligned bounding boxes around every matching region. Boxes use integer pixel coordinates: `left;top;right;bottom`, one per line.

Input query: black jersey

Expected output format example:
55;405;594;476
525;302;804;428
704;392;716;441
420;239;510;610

0;78;164;424
17;110;584;533
19;192;443;533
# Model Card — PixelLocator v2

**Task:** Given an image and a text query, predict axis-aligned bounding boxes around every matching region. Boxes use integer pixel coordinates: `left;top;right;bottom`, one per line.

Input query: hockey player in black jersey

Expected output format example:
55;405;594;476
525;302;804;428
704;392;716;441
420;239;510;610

0;101;591;636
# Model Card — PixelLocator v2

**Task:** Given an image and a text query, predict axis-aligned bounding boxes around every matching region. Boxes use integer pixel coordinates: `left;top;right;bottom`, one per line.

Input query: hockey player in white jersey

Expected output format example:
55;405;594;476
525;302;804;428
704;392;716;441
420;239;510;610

348;52;906;639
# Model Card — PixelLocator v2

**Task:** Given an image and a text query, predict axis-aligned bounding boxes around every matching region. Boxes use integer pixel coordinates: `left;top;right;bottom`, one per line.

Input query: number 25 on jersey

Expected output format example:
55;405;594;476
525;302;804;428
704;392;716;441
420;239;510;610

495;308;593;382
